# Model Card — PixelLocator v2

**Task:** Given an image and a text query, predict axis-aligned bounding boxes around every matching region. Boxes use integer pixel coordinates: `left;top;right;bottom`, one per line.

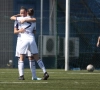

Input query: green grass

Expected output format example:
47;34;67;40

0;69;100;90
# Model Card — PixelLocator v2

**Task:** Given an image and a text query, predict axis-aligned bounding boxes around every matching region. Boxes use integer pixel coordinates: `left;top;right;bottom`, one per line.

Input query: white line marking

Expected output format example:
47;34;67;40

0;72;55;73
0;71;100;74
0;82;48;84
67;73;100;74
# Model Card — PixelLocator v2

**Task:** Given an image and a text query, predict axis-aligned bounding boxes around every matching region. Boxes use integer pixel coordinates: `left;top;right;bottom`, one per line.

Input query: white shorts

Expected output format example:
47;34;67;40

26;50;32;57
15;37;35;57
18;39;38;55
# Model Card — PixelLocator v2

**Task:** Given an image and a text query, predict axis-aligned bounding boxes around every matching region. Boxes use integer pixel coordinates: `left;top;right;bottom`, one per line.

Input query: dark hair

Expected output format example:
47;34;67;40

20;6;27;12
27;8;34;16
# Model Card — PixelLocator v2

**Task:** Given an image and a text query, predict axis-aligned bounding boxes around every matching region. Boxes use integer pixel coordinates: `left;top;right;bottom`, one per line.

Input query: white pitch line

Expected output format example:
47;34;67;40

0;72;55;73
0;82;48;84
0;72;100;74
67;73;100;74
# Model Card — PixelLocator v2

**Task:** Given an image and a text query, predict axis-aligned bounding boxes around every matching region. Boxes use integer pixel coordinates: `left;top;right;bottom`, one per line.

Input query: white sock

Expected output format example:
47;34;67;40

18;60;24;76
37;59;46;73
29;60;37;79
18;60;20;76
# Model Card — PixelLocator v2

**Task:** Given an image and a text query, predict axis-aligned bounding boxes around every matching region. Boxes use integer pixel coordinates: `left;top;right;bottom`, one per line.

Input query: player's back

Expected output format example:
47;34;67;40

17;16;36;40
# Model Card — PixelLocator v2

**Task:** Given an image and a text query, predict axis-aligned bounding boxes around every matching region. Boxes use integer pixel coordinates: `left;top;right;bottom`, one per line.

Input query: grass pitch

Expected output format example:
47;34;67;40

0;69;100;90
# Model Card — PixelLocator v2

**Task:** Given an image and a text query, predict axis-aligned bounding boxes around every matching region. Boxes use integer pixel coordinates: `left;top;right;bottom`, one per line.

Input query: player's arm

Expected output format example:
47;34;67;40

10;14;20;20
20;18;36;24
14;28;25;34
14;20;25;34
14;28;19;34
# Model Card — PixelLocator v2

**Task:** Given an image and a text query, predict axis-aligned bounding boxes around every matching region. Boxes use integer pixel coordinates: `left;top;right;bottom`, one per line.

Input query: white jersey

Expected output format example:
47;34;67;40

16;16;36;40
16;16;38;55
14;20;22;57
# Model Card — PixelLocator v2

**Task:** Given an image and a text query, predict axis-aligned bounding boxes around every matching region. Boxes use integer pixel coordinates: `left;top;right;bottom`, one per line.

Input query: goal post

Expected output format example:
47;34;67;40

65;0;70;71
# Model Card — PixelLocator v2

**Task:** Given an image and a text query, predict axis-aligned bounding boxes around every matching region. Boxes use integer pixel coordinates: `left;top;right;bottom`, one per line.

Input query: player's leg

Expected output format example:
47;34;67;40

27;45;42;80
15;38;23;78
33;54;49;80
18;54;25;80
27;50;40;80
30;40;49;80
28;56;36;79
18;40;29;80
28;55;41;80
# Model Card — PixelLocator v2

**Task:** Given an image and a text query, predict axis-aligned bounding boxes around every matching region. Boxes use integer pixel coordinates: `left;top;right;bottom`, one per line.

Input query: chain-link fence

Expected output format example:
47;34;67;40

69;0;100;70
1;0;100;70
0;0;65;68
0;0;14;68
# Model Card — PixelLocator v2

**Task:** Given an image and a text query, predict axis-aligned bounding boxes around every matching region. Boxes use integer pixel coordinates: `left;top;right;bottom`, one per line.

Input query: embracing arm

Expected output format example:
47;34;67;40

10;14;20;20
20;18;36;23
14;28;20;34
14;28;25;34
